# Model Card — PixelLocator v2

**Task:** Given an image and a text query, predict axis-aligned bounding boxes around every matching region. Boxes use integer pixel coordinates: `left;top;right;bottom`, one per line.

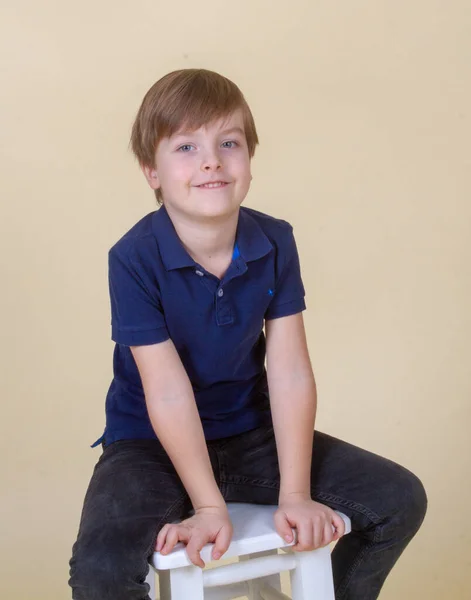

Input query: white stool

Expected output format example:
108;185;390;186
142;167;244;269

146;502;351;600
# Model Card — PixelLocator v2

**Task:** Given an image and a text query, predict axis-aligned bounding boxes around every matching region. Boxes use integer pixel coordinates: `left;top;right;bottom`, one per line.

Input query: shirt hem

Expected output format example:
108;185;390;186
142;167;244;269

265;298;306;320
111;326;170;346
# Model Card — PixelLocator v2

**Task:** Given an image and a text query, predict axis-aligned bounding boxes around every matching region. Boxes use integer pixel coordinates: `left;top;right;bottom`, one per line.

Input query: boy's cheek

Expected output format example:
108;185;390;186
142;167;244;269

159;167;192;190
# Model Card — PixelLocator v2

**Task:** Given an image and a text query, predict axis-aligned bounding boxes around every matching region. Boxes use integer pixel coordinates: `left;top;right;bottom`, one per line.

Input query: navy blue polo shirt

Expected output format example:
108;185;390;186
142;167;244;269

95;204;306;446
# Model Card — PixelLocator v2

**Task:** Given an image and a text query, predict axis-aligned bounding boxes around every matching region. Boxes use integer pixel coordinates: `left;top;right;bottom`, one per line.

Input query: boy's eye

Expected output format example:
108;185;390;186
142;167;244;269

221;140;238;148
177;144;195;152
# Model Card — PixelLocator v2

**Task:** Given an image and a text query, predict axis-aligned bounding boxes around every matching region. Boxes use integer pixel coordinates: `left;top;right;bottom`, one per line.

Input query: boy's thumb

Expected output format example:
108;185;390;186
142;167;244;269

274;510;294;543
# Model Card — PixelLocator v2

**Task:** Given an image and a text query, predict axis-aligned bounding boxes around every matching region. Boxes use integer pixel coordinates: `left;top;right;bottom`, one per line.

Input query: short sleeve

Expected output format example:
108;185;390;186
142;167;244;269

265;226;306;320
108;243;170;346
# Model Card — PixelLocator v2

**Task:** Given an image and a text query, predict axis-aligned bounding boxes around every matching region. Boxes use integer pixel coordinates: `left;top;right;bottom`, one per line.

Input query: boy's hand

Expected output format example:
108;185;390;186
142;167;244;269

156;505;233;568
275;493;346;551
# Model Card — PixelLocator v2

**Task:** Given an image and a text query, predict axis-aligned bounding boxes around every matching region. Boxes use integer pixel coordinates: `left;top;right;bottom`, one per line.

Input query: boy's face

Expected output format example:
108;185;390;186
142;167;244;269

142;110;252;220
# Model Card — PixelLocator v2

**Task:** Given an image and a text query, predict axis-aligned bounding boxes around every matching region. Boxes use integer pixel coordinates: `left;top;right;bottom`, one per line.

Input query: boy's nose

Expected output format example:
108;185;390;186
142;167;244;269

201;152;222;171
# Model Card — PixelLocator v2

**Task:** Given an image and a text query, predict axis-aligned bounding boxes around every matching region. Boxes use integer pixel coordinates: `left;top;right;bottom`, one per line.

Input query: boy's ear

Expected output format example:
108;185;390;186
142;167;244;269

141;163;161;190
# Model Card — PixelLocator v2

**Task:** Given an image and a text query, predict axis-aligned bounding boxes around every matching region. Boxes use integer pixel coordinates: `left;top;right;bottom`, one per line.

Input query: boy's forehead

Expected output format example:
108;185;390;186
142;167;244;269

172;111;245;137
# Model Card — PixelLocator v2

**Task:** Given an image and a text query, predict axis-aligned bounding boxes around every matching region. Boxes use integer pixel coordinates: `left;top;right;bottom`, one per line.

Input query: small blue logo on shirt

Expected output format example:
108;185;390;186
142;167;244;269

268;289;274;296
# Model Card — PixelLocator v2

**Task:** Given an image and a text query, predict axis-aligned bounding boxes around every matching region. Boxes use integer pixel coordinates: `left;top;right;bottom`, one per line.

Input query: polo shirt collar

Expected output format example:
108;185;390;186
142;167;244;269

236;207;273;263
152;205;195;270
152;204;273;271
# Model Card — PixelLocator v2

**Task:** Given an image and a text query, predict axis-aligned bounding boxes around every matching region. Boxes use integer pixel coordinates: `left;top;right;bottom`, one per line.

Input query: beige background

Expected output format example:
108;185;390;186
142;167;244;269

1;1;470;598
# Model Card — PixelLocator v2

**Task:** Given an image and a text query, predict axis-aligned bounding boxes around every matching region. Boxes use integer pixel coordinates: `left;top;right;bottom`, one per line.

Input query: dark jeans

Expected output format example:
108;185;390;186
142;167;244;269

69;424;427;600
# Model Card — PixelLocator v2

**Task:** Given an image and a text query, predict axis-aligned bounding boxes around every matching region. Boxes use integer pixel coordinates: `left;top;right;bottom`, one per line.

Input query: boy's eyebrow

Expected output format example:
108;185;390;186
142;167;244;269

219;126;245;136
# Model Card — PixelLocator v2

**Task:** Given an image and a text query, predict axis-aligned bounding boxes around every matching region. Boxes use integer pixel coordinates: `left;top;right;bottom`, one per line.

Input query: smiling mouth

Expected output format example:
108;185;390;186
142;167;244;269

197;181;229;189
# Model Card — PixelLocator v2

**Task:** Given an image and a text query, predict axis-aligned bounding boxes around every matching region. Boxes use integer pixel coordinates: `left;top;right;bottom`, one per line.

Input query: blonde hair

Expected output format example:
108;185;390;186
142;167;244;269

130;69;259;203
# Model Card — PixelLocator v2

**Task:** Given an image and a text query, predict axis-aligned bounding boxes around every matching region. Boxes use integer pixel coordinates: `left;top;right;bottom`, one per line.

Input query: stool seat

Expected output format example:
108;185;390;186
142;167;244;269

151;502;351;569
148;502;352;600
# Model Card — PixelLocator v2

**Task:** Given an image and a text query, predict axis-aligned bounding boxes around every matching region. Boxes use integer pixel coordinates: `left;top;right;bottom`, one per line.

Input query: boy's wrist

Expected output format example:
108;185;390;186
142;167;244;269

191;485;226;513
193;496;227;513
194;502;228;515
279;489;311;503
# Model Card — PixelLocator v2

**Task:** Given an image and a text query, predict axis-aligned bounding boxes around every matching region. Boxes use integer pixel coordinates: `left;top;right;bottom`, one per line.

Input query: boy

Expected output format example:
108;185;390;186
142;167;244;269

69;69;427;600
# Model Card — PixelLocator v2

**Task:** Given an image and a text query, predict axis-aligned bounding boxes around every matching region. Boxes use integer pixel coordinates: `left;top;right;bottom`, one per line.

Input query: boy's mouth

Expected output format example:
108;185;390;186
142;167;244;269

196;181;229;189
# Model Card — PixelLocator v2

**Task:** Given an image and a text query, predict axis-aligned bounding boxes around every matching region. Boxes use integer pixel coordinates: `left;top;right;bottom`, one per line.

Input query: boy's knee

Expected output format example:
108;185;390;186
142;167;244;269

396;467;428;535
69;548;150;600
409;471;428;530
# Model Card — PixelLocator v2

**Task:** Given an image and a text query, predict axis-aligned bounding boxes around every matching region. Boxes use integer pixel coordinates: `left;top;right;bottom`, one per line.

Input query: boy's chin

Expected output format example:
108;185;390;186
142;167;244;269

195;206;240;220
163;193;244;219
192;197;243;217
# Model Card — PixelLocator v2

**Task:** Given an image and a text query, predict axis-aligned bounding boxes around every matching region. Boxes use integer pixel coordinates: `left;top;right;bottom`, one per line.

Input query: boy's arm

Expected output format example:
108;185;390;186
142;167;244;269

131;340;225;512
265;312;317;501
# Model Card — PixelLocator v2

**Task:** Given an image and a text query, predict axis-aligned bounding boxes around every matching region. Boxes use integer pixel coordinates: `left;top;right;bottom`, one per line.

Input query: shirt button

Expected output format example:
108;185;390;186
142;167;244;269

195;270;204;277
217;288;224;297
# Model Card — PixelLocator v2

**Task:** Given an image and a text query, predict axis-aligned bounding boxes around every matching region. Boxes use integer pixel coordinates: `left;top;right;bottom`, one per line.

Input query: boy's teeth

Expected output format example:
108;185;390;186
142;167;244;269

201;182;225;188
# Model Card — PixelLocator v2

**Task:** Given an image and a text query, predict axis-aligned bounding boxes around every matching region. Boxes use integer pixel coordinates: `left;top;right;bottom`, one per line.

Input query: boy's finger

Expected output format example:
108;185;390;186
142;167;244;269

332;513;346;537
273;511;294;543
212;525;233;560
161;526;179;555
186;536;206;568
331;521;342;541
313;519;323;549
156;524;171;551
322;522;334;547
294;521;314;551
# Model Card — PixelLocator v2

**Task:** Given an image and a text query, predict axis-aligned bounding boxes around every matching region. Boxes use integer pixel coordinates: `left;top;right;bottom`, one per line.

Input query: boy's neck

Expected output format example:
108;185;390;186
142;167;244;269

164;204;240;277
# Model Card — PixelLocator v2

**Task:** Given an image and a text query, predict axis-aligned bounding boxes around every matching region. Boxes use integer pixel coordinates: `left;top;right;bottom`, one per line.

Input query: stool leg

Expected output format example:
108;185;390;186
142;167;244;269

161;565;205;600
158;570;170;600
290;546;335;600
145;567;156;600
240;550;282;600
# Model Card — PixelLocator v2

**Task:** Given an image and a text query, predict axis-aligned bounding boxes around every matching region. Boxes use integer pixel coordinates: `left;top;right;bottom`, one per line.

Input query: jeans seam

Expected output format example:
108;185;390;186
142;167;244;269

222;476;383;525
216;447;229;497
335;538;377;599
335;520;385;598
334;499;385;599
140;493;189;584
221;475;279;490
313;491;382;525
